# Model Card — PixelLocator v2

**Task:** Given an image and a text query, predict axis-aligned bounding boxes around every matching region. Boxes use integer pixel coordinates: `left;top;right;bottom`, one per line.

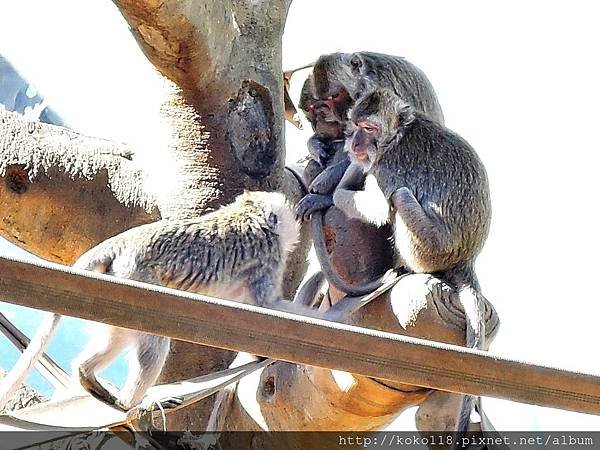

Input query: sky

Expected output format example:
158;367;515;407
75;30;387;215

1;0;600;431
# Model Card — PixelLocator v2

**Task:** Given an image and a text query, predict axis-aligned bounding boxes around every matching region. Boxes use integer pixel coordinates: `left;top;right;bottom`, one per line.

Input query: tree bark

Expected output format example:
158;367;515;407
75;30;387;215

0;107;158;263
1;0;305;431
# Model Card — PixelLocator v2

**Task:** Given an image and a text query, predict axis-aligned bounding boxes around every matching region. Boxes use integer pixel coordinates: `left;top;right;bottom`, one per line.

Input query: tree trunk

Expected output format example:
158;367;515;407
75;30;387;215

1;0;497;436
1;0;307;431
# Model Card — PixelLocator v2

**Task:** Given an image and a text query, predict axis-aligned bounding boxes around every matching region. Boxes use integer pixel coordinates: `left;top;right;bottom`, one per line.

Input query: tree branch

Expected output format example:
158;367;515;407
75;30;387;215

0;107;159;263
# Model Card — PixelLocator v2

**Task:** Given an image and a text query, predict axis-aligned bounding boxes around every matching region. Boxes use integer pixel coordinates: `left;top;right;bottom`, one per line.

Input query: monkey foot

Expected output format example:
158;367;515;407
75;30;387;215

126;396;184;431
138;395;184;412
78;368;121;409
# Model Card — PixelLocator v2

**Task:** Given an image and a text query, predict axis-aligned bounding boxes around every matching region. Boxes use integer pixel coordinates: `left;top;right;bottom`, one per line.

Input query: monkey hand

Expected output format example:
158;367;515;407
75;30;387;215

307;135;333;168
296;193;334;221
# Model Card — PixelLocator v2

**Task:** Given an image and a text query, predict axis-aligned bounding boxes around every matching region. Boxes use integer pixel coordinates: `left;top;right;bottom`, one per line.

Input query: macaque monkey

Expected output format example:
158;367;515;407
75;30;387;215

297;52;446;296
298;72;349;187
301;51;445;195
0;191;299;411
302;88;491;433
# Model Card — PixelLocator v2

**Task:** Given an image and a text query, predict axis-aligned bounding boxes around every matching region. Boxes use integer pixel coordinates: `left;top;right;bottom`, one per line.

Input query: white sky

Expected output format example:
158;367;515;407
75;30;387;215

1;0;600;431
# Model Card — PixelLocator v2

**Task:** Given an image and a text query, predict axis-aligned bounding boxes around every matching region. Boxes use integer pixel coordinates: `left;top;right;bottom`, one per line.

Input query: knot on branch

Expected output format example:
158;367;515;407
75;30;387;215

5;165;29;194
228;80;276;179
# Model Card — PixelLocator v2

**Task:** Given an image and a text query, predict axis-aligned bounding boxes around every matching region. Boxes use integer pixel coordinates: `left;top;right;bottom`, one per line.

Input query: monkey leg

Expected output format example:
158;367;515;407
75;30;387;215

309;157;351;195
120;334;171;410
391;187;456;271
333;173;390;226
73;325;131;409
304;159;326;187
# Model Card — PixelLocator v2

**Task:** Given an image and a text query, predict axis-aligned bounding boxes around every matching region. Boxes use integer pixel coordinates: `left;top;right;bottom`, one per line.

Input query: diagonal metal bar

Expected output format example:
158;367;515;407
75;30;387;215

0;312;70;390
0;255;599;415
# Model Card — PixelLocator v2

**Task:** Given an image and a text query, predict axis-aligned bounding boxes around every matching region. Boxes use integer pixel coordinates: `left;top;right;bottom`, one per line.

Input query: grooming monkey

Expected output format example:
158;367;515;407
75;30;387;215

304;88;491;433
297;51;446;296
298;72;348;187
302;51;445;195
0;191;299;411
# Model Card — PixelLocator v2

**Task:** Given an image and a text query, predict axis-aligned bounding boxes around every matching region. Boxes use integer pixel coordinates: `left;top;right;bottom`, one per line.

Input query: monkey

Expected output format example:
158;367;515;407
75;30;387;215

304;51;445;196
301;87;491;435
297;73;349;187
0;191;300;411
296;51;446;296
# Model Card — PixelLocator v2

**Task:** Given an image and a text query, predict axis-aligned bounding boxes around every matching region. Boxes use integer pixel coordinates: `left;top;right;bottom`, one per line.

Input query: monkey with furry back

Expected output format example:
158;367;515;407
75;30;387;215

332;88;491;433
296;52;447;297
0;191;299;411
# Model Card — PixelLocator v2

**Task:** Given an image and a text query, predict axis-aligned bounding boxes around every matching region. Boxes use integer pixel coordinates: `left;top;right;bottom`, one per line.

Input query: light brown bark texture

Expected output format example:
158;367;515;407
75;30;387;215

0;0;500;436
213;272;500;446
0;107;159;263
0;0;307;431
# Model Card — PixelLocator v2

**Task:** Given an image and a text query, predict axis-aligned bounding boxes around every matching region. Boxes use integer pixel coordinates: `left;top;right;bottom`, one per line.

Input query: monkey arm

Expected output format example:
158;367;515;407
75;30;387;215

333;173;390;227
391;187;447;252
309;156;352;195
307;135;336;168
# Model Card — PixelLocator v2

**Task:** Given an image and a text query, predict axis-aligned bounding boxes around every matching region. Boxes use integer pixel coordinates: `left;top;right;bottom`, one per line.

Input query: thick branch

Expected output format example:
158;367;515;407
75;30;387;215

112;0;292;92
0;107;159;263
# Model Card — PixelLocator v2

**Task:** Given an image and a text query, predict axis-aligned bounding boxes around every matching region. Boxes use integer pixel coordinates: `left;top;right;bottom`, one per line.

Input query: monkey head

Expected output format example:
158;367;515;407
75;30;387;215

311;53;356;124
233;191;300;257
299;73;345;140
346;89;415;170
347;51;405;100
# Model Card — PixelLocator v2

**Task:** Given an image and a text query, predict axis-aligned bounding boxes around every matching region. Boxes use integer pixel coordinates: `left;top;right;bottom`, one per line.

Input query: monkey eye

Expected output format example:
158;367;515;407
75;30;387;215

329;92;340;100
361;124;378;133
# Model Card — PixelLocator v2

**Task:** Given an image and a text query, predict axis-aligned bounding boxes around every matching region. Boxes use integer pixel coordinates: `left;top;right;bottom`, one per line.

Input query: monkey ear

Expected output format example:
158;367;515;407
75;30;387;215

395;101;416;128
349;53;364;75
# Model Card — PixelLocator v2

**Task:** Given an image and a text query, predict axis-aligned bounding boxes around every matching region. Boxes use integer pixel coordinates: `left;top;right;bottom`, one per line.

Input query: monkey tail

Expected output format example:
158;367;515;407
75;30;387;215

0;312;62;408
0;250;116;409
446;265;486;447
311;211;397;296
293;271;326;308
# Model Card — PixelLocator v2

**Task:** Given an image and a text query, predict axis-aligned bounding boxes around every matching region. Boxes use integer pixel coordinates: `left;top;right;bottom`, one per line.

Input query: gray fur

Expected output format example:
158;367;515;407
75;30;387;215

341;88;491;436
297;52;447;297
8;191;299;411
347;52;445;125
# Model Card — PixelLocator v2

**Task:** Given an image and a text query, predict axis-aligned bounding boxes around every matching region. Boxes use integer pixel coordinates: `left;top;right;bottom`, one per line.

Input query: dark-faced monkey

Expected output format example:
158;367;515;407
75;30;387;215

296;52;447;296
0;191;299;411
300;51;445;195
331;88;491;433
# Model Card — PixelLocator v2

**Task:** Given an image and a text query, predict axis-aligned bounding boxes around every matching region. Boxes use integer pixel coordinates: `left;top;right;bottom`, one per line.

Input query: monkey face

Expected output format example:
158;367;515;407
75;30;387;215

320;87;352;123
344;120;379;170
350;89;415;144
